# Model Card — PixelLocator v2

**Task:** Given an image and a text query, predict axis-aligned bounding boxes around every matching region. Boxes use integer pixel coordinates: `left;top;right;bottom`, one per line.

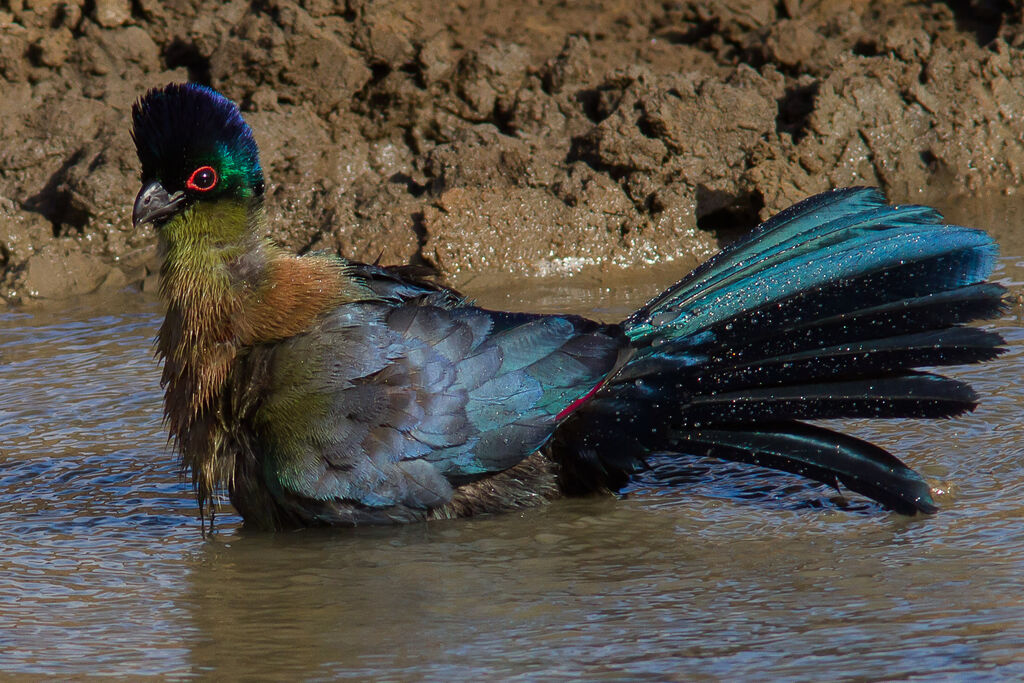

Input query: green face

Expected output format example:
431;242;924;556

133;142;263;248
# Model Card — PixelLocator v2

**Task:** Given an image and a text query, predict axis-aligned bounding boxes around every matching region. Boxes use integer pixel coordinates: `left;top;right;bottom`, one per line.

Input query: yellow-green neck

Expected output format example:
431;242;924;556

155;200;256;513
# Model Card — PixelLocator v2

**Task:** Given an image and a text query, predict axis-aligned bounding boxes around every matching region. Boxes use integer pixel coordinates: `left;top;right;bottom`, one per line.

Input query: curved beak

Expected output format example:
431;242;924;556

133;181;185;227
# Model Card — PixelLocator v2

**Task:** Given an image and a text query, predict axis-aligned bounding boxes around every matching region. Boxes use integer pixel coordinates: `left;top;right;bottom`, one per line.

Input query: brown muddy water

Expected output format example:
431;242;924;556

2;198;1024;679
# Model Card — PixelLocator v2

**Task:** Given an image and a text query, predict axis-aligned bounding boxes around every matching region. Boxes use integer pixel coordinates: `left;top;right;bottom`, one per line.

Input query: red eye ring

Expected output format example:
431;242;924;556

186;165;218;192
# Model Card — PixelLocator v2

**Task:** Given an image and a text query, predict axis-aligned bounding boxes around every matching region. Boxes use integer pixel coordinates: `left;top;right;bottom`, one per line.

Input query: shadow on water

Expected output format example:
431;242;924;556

1;195;1024;677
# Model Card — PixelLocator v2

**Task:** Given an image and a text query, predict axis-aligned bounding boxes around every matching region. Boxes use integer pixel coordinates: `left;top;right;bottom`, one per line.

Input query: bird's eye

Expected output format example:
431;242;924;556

186;166;218;192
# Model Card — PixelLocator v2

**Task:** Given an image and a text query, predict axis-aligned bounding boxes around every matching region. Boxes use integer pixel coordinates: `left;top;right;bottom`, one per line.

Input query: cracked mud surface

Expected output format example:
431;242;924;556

1;0;1023;303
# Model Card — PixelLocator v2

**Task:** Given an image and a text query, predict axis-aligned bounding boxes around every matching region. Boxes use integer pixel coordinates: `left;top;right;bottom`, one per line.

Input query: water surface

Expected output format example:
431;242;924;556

1;197;1023;679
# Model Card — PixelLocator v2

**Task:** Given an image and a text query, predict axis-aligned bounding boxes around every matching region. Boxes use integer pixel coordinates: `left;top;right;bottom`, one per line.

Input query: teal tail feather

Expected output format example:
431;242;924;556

554;188;1006;514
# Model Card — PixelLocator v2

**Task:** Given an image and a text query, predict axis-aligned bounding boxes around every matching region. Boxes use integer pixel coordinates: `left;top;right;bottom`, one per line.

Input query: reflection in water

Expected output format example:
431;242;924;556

1;197;1024;678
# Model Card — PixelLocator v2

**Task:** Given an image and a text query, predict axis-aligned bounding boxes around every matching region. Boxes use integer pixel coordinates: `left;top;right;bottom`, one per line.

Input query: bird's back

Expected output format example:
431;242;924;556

225;263;623;527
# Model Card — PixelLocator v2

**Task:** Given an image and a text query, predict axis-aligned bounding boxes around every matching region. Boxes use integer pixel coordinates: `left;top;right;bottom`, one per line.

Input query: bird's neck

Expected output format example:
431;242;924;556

154;202;367;510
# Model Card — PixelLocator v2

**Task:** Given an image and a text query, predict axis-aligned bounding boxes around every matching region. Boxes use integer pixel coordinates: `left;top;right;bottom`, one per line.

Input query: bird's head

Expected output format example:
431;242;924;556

131;83;264;242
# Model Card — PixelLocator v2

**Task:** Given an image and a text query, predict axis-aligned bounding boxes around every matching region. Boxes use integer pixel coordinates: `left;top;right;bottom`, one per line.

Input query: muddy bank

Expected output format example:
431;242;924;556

1;0;1023;304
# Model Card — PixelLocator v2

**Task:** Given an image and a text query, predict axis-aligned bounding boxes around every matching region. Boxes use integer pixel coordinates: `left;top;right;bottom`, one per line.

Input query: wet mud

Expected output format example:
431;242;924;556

1;0;1023;303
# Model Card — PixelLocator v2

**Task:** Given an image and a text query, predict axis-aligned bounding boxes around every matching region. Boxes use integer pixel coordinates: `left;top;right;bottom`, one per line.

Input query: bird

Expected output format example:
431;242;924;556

131;82;1006;530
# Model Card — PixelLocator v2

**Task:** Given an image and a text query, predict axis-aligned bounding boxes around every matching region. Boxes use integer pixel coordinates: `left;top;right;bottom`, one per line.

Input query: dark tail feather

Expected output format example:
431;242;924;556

555;188;1006;514
617;328;1002;404
551;405;937;514
676;373;980;423
668;422;938;515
